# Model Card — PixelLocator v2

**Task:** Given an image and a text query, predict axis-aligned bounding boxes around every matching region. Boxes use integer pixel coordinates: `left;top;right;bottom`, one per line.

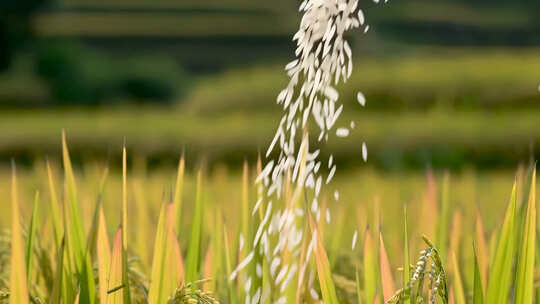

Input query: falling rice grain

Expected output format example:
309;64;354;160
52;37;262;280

239;234;245;251
351;230;358;249
336;127;350;137
357;91;366;106
310;288;320;300
358;10;365;25
326;165;336;184
362;142;368;162
326;209;331;223
230;250;255;280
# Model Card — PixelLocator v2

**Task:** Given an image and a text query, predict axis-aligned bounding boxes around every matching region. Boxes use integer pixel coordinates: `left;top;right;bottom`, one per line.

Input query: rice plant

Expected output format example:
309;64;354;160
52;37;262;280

0;135;536;303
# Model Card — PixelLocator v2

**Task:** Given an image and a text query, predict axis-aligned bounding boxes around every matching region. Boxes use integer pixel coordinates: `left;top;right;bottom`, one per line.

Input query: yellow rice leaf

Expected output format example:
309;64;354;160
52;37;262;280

121;145;131;303
379;232;396;302
474;211;488;292
451;252;466;304
148;204;168;304
105;228;124;304
363;228;377;304
46;160;63;248
96;205;111;303
9;163;29;304
448;211;462;267
308;213;339;304
420;169;438;242
171;156;185;234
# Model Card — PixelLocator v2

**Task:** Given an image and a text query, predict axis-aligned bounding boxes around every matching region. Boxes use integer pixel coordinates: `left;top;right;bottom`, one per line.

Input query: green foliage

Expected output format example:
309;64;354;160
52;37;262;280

35;41;189;105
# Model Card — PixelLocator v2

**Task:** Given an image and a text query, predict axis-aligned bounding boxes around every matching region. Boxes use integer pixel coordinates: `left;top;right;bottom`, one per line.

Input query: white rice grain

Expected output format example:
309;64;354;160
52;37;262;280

326;165;336;184
351;230;358;249
362;142;368;162
230;250;254;281
336;127;349;137
357;91;366;106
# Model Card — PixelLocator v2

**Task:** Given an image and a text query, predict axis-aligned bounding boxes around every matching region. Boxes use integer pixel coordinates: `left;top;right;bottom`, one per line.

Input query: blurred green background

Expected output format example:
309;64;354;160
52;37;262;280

1;0;540;171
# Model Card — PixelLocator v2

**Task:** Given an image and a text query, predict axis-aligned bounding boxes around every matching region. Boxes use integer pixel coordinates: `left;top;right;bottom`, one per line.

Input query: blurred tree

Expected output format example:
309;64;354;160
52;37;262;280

0;0;50;71
36;41;189;105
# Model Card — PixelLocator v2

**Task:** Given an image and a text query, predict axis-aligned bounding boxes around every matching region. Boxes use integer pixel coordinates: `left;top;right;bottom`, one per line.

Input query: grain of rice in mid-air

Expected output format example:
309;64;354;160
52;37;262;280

336;127;350;137
357;91;366;106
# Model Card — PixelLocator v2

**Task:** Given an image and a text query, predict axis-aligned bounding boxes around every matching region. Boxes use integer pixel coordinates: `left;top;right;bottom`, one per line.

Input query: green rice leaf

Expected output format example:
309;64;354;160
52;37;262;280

485;182;517;304
356;266;363;304
86;166;109;258
186;171;204;282
62;131;96;304
25;191;39;280
363;227;377;304
223;222;239;304
474;212;488;293
403;206;410;304
438;172;450;261
50;238;65;304
515;168;536;304
148;203;168;304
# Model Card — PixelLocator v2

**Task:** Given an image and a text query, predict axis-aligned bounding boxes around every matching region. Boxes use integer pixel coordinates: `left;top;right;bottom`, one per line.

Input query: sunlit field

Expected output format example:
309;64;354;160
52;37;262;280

0;135;537;303
2;0;539;302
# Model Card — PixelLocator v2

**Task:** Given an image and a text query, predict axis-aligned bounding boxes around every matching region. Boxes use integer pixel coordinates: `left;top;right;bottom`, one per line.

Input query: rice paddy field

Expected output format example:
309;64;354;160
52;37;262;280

2;0;540;303
0;135;537;303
